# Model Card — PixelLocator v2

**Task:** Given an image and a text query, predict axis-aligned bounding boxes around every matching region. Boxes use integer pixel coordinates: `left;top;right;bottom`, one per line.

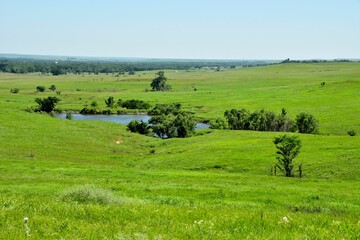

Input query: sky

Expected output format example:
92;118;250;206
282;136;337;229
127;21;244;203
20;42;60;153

0;0;359;60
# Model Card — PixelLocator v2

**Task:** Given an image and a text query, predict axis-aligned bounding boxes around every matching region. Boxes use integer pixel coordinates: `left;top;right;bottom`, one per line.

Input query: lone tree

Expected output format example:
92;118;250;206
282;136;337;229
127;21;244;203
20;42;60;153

273;134;301;177
35;96;61;113
105;96;115;108
150;71;171;91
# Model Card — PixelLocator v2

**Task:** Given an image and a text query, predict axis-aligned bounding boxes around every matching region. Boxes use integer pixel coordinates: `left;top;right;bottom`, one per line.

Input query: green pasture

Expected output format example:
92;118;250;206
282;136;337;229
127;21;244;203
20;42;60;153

0;63;359;239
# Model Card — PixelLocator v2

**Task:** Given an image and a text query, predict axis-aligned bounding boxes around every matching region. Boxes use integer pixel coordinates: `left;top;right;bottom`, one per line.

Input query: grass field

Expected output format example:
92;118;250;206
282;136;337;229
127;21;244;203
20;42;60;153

0;63;359;239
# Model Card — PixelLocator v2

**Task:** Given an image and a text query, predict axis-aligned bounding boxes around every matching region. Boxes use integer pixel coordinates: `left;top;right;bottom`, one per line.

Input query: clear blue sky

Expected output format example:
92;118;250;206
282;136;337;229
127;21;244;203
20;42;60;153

1;0;359;59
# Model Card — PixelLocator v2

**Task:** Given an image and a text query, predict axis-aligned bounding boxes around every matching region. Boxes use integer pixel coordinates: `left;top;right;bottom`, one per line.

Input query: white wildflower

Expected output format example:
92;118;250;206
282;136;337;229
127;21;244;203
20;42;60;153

278;216;290;224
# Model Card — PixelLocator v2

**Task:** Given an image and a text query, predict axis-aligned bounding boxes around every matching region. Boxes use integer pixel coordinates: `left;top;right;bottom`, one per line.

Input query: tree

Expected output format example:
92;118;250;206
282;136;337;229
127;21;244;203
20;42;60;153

127;120;150;135
224;108;251;130
105;96;115;108
150;71;171;91
296;112;318;134
49;84;56;91
174;112;196;137
273;135;301;177
35;96;61;113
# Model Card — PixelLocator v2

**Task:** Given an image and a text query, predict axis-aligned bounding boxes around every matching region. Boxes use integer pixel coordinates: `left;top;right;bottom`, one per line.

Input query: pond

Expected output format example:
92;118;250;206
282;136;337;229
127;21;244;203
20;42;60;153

56;114;210;129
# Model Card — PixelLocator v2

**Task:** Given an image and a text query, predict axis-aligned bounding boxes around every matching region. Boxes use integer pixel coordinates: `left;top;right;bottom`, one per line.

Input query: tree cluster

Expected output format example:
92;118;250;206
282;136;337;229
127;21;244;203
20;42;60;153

224;108;318;134
0;59;267;75
127;103;195;139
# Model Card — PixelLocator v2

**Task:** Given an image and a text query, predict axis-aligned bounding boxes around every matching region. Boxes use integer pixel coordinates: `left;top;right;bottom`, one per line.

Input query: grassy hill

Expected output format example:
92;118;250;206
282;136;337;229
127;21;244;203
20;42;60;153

0;63;359;239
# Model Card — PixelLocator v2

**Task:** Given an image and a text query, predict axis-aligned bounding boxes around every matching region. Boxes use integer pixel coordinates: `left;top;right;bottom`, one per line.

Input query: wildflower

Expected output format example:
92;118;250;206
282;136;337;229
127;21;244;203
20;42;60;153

278;216;290;224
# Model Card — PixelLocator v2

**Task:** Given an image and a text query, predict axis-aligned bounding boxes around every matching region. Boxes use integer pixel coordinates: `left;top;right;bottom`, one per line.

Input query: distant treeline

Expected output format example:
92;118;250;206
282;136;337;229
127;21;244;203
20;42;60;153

280;58;352;64
0;58;274;75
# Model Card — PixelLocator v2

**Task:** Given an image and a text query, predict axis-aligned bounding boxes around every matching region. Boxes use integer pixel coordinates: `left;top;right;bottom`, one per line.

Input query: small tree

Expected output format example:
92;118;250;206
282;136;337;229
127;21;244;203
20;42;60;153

127;120;150;135
273;135;301;177
35;96;61;113
105;96;115;108
150;71;171;91
296;112;318;134
49;85;56;91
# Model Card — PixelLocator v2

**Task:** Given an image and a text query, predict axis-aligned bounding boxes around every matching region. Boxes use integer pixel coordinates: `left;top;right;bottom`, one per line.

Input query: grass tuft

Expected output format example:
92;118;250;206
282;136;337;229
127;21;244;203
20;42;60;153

60;185;119;205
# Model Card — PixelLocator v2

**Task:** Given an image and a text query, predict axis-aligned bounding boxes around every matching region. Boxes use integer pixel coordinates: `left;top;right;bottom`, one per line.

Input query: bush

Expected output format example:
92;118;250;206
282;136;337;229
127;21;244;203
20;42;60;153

347;130;357;136
209;118;228;129
127;120;150;134
36;86;46;92
121;99;151;110
35;96;61;112
49;84;56;91
10;88;20;93
66;113;73;120
80;107;101;114
296;112;318;134
105;96;115;108
60;185;117;205
148;103;182;115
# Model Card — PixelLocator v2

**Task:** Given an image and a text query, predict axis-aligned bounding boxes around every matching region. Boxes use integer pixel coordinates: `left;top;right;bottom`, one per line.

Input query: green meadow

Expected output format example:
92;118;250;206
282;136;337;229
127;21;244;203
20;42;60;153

0;63;359;239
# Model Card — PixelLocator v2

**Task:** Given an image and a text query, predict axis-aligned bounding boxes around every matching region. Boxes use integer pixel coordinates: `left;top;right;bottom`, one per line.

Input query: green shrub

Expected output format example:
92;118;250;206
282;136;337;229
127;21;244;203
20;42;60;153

209;118;228;129
347;130;357;136
105;96;115;108
35;96;61;113
121;99;151;109
49;84;56;91
148;103;181;115
127;120;150;134
36;86;46;92
66;113;73;120
60;185;117;205
296;112;318;134
10;88;20;93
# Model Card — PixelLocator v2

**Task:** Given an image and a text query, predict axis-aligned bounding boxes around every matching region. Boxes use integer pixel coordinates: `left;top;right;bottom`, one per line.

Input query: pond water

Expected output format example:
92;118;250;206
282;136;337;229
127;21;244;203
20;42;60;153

56;114;210;129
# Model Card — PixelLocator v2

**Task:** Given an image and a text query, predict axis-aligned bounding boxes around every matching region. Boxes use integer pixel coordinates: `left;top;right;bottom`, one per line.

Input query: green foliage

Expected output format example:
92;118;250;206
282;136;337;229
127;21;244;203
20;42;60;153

49;84;56;91
296;112;318;134
9;88;20;93
224;108;296;132
50;66;65;75
65;113;73;120
273;135;302;177
149;112;195;138
174;112;196;137
209;117;228;129
121;99;151;110
35;96;61;112
36;85;46;92
347;130;357;136
60;185;117;205
105;96;115;108
90;101;98;107
148;103;181;115
150;71;171;91
127;120;150;135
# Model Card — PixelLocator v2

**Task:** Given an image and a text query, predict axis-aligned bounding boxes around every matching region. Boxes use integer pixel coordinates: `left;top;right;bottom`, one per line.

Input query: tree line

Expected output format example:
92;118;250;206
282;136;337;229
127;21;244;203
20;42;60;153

222;108;318;134
0;59;271;75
